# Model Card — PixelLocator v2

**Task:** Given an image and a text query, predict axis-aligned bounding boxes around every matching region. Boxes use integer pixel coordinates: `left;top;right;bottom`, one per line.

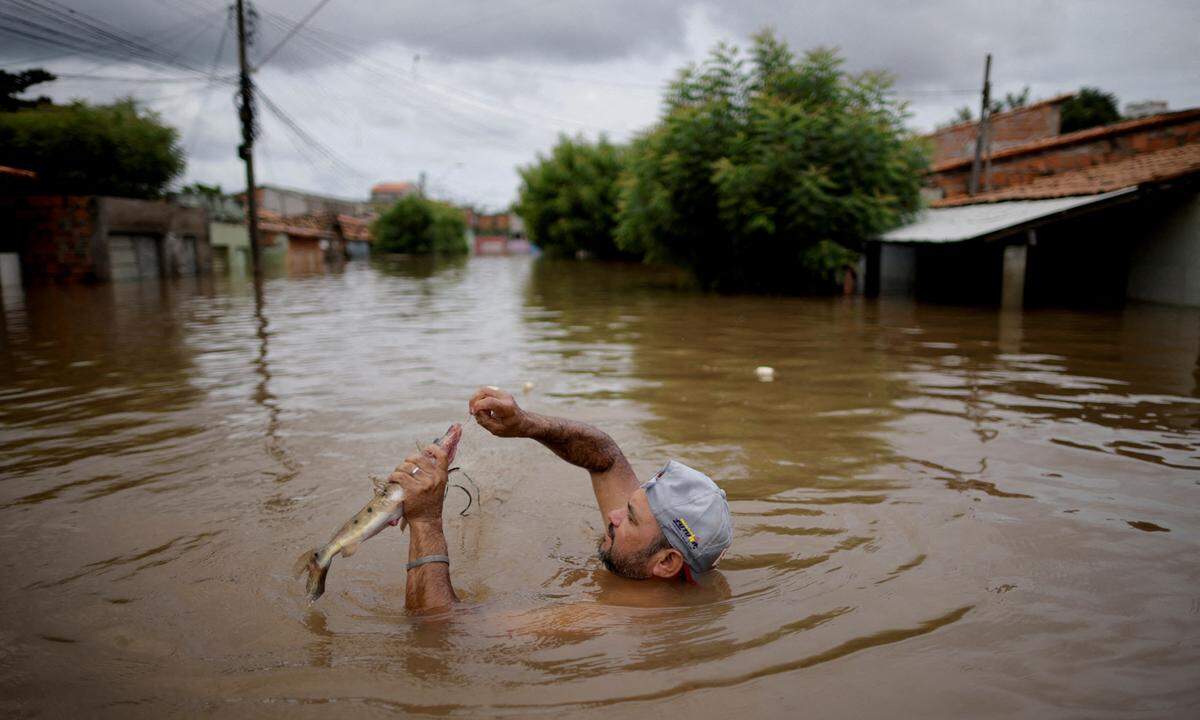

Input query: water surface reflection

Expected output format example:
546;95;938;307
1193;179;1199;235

1;257;1197;717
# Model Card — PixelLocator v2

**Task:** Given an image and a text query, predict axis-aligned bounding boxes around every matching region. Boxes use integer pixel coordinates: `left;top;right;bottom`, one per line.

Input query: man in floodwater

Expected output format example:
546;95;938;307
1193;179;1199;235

393;386;733;610
468;386;732;583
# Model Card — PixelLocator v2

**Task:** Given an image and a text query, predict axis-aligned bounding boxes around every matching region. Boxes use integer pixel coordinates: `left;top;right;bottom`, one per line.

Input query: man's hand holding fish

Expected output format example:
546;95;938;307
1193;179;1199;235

390;440;460;611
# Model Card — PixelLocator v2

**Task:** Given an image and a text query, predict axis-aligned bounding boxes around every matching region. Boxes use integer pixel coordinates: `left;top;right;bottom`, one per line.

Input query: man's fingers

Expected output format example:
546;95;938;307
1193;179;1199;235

471;397;508;416
469;385;502;405
474;411;504;434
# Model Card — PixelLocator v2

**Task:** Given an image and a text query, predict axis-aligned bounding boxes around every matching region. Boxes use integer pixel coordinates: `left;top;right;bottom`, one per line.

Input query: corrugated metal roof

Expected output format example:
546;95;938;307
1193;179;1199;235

879;188;1137;244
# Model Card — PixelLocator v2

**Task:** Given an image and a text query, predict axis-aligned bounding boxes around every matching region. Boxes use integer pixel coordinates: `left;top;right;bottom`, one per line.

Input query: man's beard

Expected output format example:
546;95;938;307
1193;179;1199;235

597;523;654;580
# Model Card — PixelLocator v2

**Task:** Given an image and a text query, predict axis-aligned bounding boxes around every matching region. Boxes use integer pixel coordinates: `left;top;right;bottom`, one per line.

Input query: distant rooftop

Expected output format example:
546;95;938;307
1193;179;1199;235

371;182;416;194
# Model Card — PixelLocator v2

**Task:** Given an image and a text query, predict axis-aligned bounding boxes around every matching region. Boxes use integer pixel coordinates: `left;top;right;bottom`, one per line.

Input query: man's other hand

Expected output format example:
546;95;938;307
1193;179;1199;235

469;386;530;438
390;442;449;524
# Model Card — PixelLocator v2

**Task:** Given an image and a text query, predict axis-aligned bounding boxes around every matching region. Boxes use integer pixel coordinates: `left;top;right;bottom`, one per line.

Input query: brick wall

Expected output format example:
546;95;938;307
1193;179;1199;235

927;98;1067;166
930;114;1200;199
2;196;102;282
1;196;213;282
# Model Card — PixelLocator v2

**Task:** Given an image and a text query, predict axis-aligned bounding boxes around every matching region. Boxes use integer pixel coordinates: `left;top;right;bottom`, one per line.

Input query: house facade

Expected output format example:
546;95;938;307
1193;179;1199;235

868;106;1200;308
1;195;211;283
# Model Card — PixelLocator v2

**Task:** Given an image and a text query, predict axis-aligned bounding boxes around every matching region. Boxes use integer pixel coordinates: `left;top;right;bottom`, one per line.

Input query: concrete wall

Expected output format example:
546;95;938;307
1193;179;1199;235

878;244;916;295
1126;190;1200;306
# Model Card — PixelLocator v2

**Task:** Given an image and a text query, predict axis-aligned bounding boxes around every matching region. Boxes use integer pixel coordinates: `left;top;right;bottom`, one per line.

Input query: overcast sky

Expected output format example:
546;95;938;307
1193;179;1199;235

3;0;1197;210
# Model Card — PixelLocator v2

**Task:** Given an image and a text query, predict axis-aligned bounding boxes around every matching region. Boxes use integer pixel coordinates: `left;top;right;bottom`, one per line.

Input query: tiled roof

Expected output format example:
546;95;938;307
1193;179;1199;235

257;209;336;238
930;108;1200;174
0;165;36;179
371;182;415;194
337;213;375;242
932;143;1200;207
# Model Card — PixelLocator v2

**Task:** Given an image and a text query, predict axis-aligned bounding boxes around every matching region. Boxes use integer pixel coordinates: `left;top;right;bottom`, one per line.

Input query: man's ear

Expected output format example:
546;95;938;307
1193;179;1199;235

651;547;684;579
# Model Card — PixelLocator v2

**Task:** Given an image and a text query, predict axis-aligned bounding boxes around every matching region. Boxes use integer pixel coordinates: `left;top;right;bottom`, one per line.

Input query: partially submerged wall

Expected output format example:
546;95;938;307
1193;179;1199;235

1126;190;1200;307
1;196;212;283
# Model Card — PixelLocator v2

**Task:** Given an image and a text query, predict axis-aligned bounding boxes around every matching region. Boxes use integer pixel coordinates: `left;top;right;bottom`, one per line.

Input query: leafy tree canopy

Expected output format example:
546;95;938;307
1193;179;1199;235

0;68;55;112
0;97;184;198
1060;87;1120;134
616;31;927;293
178;182;224;198
371;194;468;255
514;134;632;259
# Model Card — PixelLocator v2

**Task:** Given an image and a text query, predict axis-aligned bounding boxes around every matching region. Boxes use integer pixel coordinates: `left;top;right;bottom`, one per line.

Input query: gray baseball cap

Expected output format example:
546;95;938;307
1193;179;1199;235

643;460;733;577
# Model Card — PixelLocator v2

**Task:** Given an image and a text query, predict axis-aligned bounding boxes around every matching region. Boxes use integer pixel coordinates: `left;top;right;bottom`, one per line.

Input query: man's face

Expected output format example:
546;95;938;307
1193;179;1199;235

597;488;668;579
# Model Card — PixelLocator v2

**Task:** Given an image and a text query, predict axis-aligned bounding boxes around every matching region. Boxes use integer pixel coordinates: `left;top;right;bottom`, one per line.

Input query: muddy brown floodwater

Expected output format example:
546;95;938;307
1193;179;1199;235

1;256;1199;718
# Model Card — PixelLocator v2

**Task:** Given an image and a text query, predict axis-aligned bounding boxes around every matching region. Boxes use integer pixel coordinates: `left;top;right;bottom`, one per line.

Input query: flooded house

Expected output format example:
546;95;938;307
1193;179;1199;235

336;214;374;259
370;181;418;206
467;211;531;255
232;186;377;272
868;99;1200;308
1;195;212;283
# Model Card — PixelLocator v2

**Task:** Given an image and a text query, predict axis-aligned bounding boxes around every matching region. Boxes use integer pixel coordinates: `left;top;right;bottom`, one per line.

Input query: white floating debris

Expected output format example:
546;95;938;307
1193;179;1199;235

755;366;775;382
522;381;534;393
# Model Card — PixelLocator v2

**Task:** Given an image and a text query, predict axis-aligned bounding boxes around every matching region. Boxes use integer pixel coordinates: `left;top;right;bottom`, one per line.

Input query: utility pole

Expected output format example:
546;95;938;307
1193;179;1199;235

235;0;261;276
968;53;992;196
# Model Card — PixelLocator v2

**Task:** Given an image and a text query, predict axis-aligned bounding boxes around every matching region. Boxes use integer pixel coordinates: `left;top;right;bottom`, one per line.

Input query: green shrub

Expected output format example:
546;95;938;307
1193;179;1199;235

371;194;468;255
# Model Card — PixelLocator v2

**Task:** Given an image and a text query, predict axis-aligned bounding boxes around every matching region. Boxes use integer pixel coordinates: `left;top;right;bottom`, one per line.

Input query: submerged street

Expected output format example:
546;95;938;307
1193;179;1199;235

1;256;1198;717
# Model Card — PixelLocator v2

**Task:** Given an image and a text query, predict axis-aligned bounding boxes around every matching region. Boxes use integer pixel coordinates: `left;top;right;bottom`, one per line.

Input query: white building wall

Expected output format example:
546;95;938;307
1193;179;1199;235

1126;191;1200;307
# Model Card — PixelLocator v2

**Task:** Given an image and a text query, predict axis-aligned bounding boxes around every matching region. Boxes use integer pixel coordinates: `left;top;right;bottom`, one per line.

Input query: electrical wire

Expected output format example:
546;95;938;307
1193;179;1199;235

254;0;334;70
1;0;206;75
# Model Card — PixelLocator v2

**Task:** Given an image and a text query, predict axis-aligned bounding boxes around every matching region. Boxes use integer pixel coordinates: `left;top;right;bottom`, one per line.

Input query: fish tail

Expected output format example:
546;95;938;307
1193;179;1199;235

296;548;330;602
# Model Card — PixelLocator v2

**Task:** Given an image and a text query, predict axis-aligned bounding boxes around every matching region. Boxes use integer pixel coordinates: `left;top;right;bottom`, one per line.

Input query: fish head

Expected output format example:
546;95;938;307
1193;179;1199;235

437;423;463;465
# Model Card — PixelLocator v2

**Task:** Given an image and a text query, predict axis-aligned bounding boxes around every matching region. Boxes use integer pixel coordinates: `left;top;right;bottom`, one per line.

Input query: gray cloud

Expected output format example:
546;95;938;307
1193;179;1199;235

2;1;1197;209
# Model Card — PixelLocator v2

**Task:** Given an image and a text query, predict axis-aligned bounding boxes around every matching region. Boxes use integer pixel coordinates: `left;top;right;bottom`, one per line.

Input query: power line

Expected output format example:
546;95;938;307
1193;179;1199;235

5;0;205;74
51;71;231;83
185;5;234;159
255;87;367;180
254;0;334;70
0;0;212;76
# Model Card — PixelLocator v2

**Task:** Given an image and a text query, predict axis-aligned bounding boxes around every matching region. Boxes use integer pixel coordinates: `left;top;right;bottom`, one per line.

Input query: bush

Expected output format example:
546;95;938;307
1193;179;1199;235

514;134;631;259
371;194;468;255
0;98;183;198
616;31;926;293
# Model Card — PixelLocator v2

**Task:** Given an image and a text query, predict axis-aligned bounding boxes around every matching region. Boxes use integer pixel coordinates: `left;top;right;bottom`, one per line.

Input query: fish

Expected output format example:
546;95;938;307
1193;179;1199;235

295;423;463;602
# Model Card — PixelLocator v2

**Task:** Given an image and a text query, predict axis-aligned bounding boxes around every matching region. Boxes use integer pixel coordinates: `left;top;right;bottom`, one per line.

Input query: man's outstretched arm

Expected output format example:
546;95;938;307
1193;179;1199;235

390;444;458;611
469;387;639;523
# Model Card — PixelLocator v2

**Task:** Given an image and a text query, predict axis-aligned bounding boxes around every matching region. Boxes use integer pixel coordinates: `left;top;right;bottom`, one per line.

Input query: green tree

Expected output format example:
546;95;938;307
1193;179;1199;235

514;134;632;259
1060;87;1120;133
616;31;926;293
371;194;468;255
998;86;1030;112
0;68;55;112
0;98;183;197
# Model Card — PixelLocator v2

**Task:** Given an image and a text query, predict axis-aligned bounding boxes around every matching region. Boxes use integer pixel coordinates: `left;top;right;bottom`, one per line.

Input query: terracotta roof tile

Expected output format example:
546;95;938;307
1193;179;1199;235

932;143;1200;207
371;182;415;194
0;165;36;179
337;213;375;242
930;108;1200;174
257;209;337;238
